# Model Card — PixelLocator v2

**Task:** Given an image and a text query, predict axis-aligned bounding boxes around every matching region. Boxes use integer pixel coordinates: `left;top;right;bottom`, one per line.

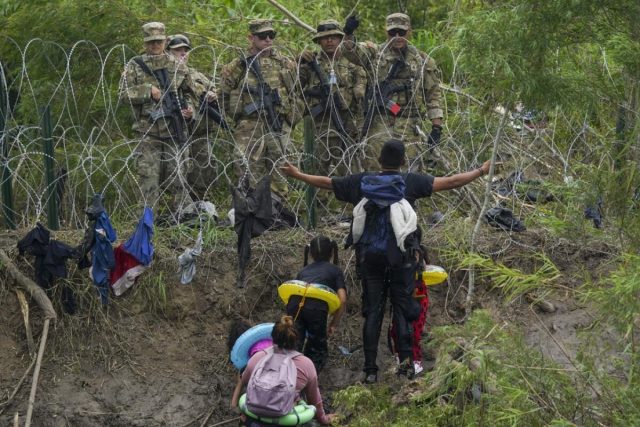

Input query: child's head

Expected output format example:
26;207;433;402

227;319;251;356
304;235;339;266
271;315;298;350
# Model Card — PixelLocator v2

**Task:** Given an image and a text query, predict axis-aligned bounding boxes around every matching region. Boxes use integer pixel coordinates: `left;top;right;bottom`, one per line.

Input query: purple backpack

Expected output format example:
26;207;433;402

246;347;300;417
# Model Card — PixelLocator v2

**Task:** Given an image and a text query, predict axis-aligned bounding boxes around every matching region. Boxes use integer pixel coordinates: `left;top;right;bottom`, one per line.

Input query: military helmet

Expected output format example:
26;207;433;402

312;19;345;42
168;34;191;50
249;19;275;34
142;22;167;42
385;13;411;31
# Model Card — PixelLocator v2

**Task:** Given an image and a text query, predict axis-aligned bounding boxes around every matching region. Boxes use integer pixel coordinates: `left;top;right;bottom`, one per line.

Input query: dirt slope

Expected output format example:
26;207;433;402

0;224;618;426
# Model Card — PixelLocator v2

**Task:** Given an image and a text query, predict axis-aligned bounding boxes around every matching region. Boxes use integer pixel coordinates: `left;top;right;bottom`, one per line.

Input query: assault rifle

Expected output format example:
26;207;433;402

243;55;283;133
361;57;411;138
198;94;231;131
134;57;187;145
304;58;352;142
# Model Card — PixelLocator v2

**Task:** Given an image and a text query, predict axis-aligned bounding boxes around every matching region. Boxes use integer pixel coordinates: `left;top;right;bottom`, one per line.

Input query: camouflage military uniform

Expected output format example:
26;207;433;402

299;21;367;176
119;23;198;210
219;20;299;196
344;14;443;171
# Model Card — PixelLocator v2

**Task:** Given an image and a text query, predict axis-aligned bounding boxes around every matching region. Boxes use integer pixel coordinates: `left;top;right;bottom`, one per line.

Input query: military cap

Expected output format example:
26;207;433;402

249;19;275;34
312;19;345;42
142;22;167;42
385;13;411;31
167;34;192;50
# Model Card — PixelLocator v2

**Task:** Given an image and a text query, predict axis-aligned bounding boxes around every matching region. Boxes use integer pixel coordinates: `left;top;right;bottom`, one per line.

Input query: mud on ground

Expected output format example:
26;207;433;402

0;224;620;426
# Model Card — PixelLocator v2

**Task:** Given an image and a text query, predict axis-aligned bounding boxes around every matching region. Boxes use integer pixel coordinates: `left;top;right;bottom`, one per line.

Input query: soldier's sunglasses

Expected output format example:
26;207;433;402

255;31;277;40
317;23;340;32
387;29;407;37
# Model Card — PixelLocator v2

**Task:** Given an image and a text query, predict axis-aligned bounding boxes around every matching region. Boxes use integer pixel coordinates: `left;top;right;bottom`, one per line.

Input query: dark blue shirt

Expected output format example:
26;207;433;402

332;171;435;207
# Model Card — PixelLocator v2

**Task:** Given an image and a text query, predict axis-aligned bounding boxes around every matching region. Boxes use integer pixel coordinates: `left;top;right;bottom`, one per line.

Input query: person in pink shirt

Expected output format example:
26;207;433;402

241;315;337;426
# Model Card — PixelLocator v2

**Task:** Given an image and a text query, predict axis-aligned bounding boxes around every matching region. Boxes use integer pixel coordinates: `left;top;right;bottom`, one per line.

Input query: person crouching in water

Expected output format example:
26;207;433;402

288;235;347;372
241;315;337;425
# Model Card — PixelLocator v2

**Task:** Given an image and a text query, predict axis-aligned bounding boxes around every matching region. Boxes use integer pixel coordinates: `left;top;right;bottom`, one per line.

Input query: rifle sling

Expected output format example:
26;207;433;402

132;57;186;143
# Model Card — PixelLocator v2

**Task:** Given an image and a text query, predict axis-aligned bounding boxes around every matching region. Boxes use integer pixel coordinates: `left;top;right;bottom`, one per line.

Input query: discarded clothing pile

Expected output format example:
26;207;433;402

584;197;603;229
17;195;155;310
177;230;202;285
110;207;155;296
17;223;78;314
485;207;526;232
232;176;275;288
492;170;554;203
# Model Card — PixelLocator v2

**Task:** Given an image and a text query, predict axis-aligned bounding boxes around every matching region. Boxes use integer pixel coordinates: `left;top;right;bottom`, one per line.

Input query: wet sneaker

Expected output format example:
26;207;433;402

364;373;378;384
413;361;424;376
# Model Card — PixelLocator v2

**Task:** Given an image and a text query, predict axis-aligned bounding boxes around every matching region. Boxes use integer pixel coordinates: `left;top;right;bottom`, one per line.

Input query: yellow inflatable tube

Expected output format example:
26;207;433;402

418;265;449;286
278;280;341;314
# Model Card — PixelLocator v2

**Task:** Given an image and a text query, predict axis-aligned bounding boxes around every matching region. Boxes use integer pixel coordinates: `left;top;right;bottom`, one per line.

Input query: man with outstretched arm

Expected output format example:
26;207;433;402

281;139;489;384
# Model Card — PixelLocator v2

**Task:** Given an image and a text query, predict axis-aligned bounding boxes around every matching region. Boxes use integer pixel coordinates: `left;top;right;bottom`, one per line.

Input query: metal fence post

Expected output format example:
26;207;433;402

303;116;316;230
40;105;59;230
0;65;15;229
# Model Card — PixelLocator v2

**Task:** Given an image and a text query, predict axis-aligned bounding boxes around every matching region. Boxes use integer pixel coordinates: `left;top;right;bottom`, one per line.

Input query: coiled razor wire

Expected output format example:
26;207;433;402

0;36;613;266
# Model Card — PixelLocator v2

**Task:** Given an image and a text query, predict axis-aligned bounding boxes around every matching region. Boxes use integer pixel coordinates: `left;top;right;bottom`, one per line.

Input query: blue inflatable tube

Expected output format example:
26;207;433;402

230;323;274;370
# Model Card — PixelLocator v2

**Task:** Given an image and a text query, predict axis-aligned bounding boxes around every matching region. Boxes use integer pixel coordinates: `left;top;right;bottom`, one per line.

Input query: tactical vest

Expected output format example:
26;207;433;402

304;55;365;112
127;54;189;136
226;50;295;123
374;45;429;116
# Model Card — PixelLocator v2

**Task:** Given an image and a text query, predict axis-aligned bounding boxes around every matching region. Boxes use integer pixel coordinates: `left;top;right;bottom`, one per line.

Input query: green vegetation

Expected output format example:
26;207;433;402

336;309;639;426
2;0;640;425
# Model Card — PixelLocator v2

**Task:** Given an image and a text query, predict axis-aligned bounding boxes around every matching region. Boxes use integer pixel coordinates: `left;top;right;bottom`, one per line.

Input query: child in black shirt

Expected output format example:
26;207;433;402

286;235;347;372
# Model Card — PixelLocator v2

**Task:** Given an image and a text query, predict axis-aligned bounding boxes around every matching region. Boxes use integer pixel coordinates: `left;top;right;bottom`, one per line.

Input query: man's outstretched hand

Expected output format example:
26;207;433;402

280;161;300;178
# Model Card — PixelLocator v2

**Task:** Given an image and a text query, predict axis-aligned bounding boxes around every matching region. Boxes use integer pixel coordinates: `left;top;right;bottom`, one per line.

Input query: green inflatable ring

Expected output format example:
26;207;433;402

239;393;316;426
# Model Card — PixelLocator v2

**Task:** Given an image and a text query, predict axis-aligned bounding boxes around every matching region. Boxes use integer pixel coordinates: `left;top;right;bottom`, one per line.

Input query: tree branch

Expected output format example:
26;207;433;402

0;249;56;320
266;0;315;33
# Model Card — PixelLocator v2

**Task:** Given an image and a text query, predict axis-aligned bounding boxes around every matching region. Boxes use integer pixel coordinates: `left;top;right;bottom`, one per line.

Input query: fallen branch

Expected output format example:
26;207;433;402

15;289;35;355
0;249;56;320
0;249;57;427
0;357;36;414
199;406;216;427
440;84;484;106
266;0;315;33
208;416;241;427
25;318;50;427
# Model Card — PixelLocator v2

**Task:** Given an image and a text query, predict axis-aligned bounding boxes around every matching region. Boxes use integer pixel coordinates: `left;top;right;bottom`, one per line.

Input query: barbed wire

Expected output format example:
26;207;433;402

0;37;594;266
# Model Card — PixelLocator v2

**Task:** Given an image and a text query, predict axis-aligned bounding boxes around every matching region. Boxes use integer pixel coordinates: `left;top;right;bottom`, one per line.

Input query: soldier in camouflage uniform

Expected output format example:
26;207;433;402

342;13;444;171
299;19;367;177
119;22;200;213
219;19;300;197
166;34;222;200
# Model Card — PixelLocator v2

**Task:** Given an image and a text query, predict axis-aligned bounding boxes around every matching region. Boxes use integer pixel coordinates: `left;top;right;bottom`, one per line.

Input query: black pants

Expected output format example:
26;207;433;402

360;252;419;375
286;298;329;372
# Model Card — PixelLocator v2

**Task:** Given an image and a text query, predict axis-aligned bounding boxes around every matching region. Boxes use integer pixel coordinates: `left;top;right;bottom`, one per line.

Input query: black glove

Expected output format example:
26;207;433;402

427;124;442;146
343;14;360;36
